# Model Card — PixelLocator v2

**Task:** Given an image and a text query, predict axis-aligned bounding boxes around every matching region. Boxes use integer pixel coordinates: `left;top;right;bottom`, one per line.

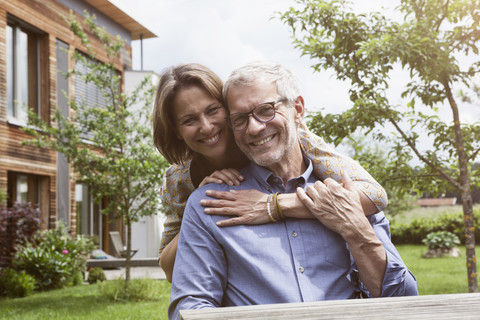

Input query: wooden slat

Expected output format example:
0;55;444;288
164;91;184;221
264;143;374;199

180;293;480;320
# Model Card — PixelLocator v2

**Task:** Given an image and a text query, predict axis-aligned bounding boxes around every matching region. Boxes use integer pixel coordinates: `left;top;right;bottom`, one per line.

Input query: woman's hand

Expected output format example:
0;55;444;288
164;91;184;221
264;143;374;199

199;169;244;187
200;189;270;227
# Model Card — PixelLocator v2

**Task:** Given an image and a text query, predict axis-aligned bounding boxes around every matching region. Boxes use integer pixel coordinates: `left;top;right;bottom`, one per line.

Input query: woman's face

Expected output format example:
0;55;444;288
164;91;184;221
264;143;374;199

173;85;232;165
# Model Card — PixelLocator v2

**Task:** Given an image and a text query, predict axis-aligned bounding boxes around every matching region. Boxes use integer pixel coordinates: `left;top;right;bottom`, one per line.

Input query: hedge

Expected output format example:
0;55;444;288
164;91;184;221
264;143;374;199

390;206;480;245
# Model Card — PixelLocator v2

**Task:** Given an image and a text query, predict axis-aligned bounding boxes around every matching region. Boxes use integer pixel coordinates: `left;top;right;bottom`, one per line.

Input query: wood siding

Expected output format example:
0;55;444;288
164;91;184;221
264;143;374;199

0;0;134;242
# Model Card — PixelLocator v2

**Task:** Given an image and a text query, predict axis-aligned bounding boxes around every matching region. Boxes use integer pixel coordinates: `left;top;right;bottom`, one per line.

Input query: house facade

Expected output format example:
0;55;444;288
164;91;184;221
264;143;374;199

0;0;156;255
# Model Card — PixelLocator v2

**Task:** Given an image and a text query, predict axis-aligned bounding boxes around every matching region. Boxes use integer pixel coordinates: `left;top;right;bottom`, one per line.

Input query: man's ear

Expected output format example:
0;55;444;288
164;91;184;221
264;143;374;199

293;96;305;124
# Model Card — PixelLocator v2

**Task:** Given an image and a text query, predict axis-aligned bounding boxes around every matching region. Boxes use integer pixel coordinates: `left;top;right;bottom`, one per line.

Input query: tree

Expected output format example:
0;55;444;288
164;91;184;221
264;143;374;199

341;133;419;216
24;12;167;291
279;0;480;292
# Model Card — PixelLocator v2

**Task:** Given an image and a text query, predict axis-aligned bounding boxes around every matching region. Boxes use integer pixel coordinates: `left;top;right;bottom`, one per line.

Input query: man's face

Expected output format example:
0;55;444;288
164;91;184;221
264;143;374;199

226;81;304;169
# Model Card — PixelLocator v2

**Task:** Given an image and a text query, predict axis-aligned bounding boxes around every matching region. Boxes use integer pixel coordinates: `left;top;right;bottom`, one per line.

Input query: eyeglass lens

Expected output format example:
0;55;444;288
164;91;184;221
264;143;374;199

229;103;276;130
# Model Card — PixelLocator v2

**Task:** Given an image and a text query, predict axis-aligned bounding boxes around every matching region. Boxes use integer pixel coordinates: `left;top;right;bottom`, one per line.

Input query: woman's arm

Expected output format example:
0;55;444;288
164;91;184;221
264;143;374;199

158;164;195;282
202;179;378;227
159;233;179;282
298;123;387;214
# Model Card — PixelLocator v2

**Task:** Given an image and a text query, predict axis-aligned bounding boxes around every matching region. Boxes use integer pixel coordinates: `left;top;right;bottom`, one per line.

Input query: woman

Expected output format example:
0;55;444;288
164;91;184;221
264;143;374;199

153;63;387;282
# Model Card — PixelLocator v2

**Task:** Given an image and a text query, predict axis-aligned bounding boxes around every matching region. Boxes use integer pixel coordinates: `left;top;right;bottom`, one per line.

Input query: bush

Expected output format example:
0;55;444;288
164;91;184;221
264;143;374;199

422;231;460;250
99;278;164;302
87;267;106;284
391;206;480;245
14;245;70;290
73;270;85;286
13;222;95;291
0;202;41;268
0;267;36;298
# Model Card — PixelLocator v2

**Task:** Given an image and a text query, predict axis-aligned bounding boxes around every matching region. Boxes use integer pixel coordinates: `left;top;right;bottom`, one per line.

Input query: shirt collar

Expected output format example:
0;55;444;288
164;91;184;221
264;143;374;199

247;155;314;191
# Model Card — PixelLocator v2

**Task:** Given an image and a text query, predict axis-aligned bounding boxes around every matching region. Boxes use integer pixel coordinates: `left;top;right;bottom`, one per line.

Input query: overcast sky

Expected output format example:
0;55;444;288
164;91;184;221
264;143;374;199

109;0;479;143
109;0;397;116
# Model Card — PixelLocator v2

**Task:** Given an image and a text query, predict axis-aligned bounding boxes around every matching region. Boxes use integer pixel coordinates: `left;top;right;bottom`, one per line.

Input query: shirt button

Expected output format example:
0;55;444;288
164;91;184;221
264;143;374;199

266;186;271;191
292;232;298;238
299;267;305;273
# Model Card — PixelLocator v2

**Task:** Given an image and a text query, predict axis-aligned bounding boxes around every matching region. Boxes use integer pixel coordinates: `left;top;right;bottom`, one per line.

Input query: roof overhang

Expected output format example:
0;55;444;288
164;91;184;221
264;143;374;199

85;0;156;40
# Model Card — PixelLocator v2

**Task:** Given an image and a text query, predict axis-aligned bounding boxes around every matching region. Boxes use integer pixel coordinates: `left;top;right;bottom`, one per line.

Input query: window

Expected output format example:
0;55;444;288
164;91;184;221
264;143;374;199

75;184;103;245
6;15;47;125
7;172;50;229
74;54;111;141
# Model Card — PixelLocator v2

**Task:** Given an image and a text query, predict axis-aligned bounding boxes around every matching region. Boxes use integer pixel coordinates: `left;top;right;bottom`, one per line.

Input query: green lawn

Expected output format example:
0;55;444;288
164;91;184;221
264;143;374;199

0;280;171;320
0;244;477;319
397;245;478;295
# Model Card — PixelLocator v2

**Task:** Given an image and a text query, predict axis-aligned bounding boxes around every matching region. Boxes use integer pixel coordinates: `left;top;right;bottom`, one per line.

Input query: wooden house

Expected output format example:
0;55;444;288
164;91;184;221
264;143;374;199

0;0;156;254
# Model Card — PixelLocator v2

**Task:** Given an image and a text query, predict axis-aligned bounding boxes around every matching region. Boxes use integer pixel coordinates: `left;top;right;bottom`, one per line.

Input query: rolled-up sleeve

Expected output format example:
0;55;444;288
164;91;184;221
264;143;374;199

368;213;418;297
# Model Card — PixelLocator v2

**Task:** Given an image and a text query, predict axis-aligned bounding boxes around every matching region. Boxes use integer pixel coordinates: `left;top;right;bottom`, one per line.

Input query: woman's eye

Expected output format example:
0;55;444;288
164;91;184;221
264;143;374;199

207;106;221;115
182;118;195;125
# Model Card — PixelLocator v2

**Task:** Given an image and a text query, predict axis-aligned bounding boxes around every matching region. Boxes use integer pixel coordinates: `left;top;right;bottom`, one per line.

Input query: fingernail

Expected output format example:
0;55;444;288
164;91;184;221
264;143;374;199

204;208;210;213
239;175;244;180
228;181;233;186
235;180;240;185
205;190;211;195
200;200;206;205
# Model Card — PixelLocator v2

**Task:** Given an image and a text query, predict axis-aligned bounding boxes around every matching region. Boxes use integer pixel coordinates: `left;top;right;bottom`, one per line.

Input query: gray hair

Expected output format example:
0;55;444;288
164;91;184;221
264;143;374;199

222;61;301;108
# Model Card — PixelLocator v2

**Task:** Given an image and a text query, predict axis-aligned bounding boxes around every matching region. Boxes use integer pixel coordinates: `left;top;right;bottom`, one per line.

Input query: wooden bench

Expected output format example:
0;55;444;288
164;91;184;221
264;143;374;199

87;257;158;269
179;293;480;320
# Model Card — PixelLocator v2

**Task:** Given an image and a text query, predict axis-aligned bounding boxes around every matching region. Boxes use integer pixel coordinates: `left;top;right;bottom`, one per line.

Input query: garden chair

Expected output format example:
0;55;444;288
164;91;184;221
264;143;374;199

109;231;138;258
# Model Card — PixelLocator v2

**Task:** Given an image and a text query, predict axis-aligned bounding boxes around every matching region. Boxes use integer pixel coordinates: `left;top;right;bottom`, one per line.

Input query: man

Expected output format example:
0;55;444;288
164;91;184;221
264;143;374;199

168;61;418;320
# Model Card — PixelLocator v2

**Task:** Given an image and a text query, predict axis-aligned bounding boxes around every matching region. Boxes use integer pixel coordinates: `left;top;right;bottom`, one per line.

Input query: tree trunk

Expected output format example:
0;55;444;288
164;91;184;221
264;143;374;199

125;218;132;293
445;81;478;292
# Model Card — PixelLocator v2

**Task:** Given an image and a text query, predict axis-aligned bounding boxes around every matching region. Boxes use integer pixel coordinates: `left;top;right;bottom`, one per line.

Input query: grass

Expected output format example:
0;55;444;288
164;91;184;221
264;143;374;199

2;204;480;319
397;245;478;295
1;245;477;318
0;280;171;320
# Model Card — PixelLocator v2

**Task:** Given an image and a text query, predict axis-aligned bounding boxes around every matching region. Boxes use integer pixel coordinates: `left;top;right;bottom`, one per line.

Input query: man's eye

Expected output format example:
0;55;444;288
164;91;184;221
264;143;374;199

231;116;246;126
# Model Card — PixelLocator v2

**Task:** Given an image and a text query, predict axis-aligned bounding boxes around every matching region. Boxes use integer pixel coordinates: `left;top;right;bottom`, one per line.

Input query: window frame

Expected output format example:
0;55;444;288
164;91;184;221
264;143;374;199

6;15;49;126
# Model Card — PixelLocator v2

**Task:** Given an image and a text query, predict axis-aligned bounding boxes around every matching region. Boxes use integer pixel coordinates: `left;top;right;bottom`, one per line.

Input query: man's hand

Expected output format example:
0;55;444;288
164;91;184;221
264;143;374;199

297;172;386;297
296;173;369;240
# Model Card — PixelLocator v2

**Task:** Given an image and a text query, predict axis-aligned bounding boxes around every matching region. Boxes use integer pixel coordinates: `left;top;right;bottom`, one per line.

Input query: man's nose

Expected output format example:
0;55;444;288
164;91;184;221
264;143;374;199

246;115;266;135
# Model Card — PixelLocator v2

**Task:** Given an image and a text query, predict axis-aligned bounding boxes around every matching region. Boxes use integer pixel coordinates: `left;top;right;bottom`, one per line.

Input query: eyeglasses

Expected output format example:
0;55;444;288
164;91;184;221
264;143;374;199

225;98;288;131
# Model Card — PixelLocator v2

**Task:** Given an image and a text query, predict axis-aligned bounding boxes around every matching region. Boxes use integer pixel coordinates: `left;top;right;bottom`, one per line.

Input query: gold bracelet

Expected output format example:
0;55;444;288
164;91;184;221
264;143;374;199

273;192;284;221
267;194;277;222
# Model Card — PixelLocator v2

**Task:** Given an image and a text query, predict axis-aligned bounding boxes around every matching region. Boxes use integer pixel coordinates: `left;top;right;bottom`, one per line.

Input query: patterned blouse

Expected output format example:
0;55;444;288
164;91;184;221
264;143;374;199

158;123;387;254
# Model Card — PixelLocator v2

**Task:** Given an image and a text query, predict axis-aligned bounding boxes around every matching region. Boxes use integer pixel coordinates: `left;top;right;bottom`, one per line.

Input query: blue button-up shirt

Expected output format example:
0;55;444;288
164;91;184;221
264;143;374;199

169;159;417;320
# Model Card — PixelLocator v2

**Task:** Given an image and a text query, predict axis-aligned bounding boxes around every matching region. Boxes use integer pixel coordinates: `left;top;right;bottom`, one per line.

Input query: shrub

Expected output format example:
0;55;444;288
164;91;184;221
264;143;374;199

0;202;41;268
87;267;106;284
422;231;460;250
0;267;36;298
99;278;164;302
72;270;85;286
14;245;70;290
391;206;480;245
14;222;95;291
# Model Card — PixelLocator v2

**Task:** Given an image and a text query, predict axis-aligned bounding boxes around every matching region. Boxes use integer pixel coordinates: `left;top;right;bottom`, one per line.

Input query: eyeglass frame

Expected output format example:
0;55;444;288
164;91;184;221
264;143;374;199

225;98;288;131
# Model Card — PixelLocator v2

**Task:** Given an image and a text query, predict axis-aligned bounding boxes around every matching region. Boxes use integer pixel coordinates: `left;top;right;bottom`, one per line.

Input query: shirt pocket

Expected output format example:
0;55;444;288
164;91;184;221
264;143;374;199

317;225;352;269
